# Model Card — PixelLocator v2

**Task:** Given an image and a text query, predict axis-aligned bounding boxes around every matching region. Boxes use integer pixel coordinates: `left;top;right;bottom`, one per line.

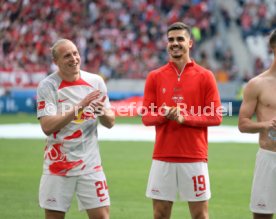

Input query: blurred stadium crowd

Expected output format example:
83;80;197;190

0;0;276;88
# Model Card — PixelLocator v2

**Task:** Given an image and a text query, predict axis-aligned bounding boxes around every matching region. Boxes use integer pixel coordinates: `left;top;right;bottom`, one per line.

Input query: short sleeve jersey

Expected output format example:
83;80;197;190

36;70;111;176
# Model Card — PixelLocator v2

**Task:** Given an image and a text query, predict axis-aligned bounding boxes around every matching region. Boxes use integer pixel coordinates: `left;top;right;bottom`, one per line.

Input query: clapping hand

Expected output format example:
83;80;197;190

89;96;107;116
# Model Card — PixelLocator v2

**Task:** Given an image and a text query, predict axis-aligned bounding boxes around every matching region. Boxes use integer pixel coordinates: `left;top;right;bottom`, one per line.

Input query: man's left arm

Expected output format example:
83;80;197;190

178;72;222;127
99;108;115;129
95;77;115;129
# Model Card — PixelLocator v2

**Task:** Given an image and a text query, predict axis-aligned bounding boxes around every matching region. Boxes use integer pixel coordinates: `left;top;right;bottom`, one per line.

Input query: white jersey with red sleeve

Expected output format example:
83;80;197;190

36;70;111;176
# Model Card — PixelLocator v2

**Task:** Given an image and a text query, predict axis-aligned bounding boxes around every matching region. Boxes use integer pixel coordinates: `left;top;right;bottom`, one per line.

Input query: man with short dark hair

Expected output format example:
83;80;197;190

142;22;222;219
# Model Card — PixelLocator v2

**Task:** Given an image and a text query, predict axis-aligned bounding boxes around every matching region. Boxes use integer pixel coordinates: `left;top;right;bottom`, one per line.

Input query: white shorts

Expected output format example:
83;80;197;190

146;160;211;202
39;171;110;212
250;148;276;214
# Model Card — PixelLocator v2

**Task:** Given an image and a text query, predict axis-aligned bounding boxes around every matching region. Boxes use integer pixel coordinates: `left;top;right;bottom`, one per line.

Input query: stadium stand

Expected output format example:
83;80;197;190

1;0;229;86
0;0;276;114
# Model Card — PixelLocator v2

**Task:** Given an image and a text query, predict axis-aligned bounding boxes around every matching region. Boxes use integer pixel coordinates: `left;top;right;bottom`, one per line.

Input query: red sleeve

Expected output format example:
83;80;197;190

141;73;168;126
183;72;222;127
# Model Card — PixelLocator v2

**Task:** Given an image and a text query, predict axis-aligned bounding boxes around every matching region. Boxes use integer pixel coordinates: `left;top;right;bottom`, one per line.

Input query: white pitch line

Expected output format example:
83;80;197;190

0;123;258;143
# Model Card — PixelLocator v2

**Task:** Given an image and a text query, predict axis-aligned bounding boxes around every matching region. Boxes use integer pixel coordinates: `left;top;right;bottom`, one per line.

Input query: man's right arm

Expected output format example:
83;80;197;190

40;90;101;136
40;110;79;136
141;73;168;126
238;79;266;133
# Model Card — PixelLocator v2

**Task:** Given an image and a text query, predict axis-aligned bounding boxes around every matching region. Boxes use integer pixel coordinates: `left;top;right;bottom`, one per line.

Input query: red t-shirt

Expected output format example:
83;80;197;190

142;60;222;162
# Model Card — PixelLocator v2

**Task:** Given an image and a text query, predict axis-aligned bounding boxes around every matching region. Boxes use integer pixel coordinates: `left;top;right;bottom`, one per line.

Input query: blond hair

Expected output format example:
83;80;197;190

50;39;73;60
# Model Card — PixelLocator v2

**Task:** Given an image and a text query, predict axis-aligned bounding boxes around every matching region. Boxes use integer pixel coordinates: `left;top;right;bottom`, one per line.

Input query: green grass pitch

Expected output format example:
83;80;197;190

0;114;257;218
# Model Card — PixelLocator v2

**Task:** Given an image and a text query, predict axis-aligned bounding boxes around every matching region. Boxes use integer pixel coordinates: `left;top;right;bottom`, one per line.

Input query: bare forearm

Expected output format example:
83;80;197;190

238;118;266;133
40;108;78;135
99;109;115;129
